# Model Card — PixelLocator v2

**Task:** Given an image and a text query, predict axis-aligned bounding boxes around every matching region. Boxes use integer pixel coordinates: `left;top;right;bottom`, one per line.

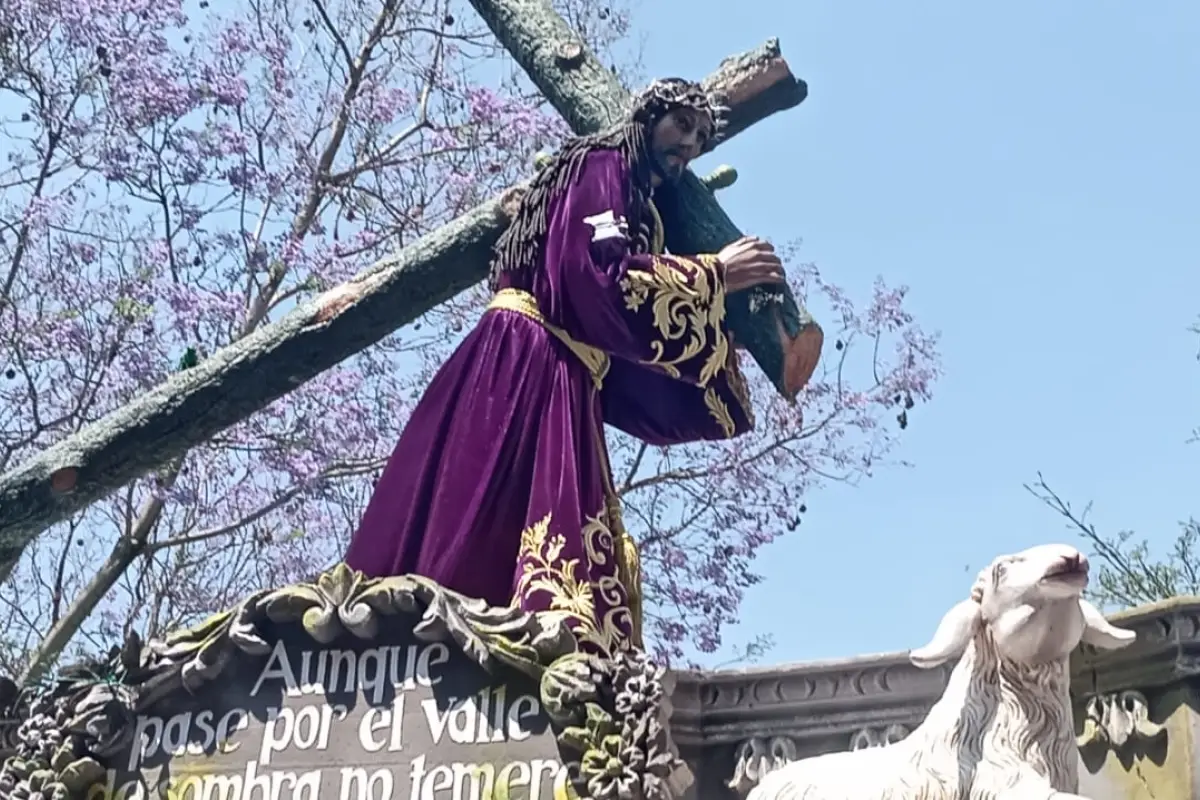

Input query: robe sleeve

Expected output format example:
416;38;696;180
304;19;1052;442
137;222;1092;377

600;354;755;444
538;147;755;441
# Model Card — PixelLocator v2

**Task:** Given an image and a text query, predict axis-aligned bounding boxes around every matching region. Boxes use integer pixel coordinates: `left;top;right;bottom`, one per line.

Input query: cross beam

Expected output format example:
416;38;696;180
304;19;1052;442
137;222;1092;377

467;0;825;399
0;39;809;574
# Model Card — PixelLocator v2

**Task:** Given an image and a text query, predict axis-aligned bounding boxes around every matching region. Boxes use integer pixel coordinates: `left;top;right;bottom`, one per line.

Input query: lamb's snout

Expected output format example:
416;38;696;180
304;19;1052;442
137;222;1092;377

1041;547;1088;581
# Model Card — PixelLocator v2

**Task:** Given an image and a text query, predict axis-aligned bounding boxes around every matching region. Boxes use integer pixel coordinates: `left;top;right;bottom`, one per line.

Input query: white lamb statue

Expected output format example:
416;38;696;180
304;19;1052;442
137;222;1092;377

748;543;1137;800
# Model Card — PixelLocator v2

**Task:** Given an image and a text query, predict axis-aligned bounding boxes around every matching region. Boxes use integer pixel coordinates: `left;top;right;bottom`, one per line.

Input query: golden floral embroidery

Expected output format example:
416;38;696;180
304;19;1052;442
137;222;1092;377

704;386;737;438
607;495;644;649
620;276;650;312
514;509;634;655
618;200;749;440
726;363;755;429
618;255;730;387
718;342;755;432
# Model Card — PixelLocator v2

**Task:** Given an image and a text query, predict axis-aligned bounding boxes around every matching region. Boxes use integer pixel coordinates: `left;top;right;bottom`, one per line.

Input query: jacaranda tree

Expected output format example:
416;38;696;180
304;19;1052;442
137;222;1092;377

0;0;941;679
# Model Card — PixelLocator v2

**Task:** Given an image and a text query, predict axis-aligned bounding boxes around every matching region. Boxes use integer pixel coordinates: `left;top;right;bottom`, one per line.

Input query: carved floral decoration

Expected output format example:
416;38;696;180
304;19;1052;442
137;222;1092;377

727;735;798;794
1076;690;1166;751
543;651;692;800
0;564;688;800
850;723;911;751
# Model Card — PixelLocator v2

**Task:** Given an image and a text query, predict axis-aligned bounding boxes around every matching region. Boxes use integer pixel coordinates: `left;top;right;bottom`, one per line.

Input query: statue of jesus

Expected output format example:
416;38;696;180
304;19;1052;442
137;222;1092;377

344;78;785;655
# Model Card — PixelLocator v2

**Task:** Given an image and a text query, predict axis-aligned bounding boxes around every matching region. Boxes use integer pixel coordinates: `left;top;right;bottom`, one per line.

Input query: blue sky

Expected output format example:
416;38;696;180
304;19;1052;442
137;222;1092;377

633;0;1200;665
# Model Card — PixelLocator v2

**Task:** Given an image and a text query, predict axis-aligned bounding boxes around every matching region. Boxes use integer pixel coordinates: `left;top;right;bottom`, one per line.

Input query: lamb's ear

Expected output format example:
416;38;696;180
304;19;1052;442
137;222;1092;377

1079;599;1136;650
909;598;981;668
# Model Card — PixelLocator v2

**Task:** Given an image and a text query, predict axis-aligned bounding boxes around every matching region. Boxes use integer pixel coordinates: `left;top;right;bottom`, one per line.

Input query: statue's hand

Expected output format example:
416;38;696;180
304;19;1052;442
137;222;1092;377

718;236;785;293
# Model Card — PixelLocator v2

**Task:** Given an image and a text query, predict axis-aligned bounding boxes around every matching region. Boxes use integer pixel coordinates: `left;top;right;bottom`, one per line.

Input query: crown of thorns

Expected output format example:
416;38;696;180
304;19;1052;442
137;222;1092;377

629;77;729;144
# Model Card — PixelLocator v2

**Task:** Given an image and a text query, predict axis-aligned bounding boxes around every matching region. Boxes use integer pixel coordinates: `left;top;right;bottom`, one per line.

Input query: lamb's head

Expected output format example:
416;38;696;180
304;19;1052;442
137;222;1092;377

909;543;1137;669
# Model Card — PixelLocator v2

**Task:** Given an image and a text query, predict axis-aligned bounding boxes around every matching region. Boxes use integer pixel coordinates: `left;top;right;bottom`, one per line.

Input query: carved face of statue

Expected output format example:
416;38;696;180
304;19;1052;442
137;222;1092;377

909;543;1137;669
976;544;1099;663
648;107;713;185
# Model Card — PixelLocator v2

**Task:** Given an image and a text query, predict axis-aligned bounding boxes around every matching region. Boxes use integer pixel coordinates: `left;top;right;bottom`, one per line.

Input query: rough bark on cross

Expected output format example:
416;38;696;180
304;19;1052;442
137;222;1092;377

0;37;811;578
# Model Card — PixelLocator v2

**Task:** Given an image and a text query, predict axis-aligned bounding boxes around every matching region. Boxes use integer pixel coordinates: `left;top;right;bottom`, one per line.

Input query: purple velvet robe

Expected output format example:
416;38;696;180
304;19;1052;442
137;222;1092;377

345;148;754;654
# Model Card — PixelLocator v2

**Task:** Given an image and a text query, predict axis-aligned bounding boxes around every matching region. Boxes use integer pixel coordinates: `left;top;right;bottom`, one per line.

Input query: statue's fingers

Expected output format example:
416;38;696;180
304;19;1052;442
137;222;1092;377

750;264;786;284
753;261;782;280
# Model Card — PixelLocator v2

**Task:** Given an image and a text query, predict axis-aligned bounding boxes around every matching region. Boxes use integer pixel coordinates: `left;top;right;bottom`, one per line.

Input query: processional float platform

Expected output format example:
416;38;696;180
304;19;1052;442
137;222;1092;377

0;564;691;800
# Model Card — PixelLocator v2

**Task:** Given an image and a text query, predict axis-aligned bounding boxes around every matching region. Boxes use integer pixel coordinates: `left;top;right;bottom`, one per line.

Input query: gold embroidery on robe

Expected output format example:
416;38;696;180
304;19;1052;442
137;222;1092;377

606;494;644;648
618;256;730;386
619;200;730;385
726;362;755;428
628;202;752;437
704;387;736;438
714;333;755;436
515;508;634;655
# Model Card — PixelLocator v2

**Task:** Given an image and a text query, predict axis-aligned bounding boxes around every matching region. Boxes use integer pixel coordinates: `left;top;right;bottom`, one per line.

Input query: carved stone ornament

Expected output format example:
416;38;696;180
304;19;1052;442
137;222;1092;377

849;723;911;751
0;564;689;800
1076;690;1166;750
542;650;693;800
726;735;797;794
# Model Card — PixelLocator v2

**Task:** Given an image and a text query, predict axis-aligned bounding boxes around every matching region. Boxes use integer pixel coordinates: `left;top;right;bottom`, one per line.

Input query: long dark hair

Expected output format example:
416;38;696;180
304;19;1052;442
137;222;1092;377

488;78;726;289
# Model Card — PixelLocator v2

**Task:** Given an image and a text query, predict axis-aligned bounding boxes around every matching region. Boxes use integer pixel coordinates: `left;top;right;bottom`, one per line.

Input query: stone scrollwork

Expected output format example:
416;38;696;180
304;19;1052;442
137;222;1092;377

727;735;798;794
849;724;911;751
0;565;587;800
541;650;693;800
1076;690;1166;750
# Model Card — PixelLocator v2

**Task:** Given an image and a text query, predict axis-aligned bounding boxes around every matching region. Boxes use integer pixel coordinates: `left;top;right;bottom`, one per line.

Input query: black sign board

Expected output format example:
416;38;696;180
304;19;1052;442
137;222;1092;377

89;621;567;800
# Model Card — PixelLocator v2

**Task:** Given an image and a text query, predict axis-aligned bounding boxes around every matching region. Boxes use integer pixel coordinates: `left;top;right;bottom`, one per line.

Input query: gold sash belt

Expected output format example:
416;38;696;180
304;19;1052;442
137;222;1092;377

487;288;610;390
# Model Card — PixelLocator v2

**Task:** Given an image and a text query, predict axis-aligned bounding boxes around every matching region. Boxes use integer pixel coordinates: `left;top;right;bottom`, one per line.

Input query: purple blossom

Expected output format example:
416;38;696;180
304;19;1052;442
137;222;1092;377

358;82;413;126
22;194;71;229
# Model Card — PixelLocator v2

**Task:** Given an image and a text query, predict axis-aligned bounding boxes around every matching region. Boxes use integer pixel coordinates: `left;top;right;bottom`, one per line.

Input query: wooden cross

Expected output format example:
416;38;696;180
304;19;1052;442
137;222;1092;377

469;0;824;396
0;2;822;576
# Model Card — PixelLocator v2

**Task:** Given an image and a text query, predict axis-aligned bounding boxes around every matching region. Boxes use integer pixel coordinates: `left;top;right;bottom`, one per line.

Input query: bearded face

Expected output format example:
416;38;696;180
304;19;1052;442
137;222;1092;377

647;107;714;184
